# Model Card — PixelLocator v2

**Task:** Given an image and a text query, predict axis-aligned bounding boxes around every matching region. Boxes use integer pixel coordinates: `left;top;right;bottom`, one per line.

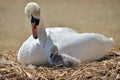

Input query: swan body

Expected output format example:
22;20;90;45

18;35;48;65
18;2;114;66
44;28;114;62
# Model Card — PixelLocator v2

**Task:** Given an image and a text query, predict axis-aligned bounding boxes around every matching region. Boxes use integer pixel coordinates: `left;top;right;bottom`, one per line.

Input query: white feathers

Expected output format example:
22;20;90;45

18;35;48;65
24;2;40;19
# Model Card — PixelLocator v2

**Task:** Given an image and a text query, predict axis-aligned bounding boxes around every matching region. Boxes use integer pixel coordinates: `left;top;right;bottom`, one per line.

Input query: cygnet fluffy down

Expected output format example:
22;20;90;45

49;46;81;67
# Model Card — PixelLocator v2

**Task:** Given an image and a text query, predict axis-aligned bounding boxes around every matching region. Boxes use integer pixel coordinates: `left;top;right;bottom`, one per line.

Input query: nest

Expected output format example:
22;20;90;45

0;48;120;80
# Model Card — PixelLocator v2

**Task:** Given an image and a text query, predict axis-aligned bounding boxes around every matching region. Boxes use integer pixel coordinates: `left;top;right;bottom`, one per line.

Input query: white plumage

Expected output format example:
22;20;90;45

18;35;48;65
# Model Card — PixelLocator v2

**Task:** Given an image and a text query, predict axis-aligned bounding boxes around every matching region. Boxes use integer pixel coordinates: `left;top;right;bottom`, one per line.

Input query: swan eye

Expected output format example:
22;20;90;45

31;15;40;25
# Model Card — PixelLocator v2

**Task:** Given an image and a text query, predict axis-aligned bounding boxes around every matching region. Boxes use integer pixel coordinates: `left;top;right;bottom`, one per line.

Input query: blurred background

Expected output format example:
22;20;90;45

0;0;120;51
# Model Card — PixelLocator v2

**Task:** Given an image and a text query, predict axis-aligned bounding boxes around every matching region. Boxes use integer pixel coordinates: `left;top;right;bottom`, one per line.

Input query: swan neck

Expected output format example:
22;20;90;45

38;18;47;47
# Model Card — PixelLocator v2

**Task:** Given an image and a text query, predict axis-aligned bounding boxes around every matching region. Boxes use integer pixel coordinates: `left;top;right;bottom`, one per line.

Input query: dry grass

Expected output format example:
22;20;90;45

0;48;120;80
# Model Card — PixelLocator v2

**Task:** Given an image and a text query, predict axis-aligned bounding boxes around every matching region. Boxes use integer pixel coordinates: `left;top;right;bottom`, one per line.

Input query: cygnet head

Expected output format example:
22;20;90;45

50;46;64;66
25;2;40;39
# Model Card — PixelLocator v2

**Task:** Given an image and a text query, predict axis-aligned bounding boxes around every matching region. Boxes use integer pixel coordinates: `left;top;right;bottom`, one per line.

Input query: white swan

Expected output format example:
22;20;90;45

18;2;114;65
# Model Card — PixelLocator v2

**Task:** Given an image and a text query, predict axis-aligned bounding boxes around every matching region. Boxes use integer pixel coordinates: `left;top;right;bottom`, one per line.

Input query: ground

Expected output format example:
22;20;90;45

0;0;120;80
0;48;120;80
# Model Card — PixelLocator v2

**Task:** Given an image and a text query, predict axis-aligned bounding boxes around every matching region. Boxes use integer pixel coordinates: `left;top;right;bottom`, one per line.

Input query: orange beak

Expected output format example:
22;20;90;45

31;22;38;39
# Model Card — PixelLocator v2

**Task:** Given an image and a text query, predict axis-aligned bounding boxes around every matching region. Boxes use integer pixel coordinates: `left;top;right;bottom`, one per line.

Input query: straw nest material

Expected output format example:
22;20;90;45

0;48;120;80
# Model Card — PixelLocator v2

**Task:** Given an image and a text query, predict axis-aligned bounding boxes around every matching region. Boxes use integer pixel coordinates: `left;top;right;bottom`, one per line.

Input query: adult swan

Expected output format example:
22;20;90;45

18;2;114;66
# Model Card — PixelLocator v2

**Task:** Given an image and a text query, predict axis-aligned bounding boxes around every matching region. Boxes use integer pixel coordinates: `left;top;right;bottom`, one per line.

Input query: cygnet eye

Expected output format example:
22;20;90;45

50;53;54;58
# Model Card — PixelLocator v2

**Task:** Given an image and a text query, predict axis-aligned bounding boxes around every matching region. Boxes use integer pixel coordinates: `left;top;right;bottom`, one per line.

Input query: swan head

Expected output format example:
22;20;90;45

25;2;40;39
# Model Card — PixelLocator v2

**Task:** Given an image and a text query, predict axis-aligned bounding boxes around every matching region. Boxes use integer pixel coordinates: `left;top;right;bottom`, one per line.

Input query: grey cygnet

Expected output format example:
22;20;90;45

50;46;81;67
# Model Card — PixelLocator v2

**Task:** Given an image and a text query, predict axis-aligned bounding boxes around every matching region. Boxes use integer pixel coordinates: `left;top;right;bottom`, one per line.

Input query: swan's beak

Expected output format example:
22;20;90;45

30;15;39;39
31;22;38;39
